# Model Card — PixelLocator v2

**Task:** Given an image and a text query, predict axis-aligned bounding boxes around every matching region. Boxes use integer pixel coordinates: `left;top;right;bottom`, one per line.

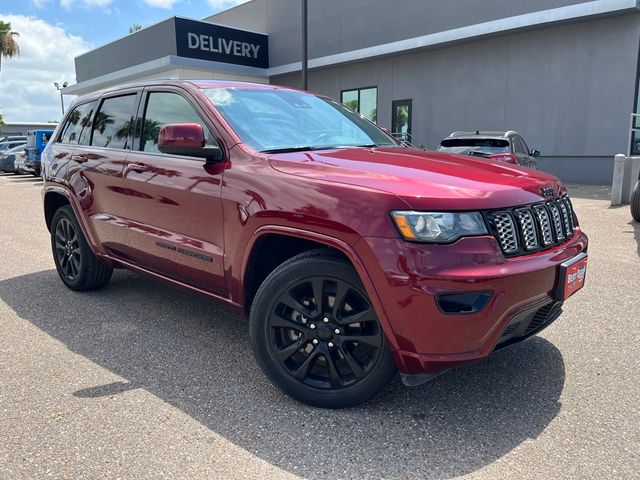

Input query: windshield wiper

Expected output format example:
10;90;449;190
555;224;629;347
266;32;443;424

260;146;330;154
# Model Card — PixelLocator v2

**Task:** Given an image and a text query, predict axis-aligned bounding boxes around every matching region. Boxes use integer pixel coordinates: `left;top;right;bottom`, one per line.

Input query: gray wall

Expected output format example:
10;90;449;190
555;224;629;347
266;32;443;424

208;0;604;67
271;14;640;184
75;18;178;82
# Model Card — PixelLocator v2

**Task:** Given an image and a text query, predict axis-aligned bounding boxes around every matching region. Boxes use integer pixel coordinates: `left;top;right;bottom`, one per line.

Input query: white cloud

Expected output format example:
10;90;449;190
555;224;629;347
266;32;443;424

0;14;91;123
60;0;113;9
142;0;181;9
206;0;251;10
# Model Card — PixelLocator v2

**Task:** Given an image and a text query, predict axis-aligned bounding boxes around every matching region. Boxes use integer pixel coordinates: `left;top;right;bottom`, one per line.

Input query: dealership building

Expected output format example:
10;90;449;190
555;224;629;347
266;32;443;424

64;0;640;183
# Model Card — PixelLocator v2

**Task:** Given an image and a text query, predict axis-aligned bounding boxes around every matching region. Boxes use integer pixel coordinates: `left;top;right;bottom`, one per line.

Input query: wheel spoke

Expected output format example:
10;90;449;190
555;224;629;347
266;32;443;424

63;257;72;277
62;219;70;240
338;331;382;348
55;244;66;257
292;349;321;380
339;306;377;325
269;312;308;333
55;229;65;243
275;338;305;362
310;278;324;313
279;292;314;319
331;282;349;318
321;344;343;387
337;346;366;379
70;255;81;277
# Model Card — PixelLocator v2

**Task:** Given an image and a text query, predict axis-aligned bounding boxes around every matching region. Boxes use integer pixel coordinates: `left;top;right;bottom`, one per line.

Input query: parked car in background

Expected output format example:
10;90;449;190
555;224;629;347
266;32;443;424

438;131;540;169
25;130;54;177
0;136;27;152
42;80;587;408
13;149;32;174
0;144;28;173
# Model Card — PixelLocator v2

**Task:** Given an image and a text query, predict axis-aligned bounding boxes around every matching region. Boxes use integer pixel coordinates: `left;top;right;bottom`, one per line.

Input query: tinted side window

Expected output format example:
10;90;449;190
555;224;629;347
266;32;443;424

59;101;98;145
512;137;524;154
140;92;217;154
91;95;137;150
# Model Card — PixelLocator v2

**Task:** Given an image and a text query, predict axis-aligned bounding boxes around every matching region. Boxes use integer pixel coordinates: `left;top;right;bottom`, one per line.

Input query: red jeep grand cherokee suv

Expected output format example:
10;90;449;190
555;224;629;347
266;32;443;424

42;80;588;408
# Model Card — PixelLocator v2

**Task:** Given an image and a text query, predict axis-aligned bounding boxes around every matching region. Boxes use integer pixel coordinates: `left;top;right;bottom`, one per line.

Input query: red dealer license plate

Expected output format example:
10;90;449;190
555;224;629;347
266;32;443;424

554;253;588;300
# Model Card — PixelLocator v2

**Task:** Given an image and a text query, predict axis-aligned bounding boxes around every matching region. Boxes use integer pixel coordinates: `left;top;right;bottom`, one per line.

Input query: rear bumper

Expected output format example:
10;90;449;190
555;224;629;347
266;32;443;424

357;228;588;375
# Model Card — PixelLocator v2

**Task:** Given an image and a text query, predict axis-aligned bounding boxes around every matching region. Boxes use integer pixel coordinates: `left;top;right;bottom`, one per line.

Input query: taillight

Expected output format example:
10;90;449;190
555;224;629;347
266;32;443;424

488;153;518;164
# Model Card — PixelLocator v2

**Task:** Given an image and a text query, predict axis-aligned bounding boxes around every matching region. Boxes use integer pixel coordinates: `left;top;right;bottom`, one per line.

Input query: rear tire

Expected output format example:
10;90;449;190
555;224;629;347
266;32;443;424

51;206;113;291
631;181;640;222
250;248;396;408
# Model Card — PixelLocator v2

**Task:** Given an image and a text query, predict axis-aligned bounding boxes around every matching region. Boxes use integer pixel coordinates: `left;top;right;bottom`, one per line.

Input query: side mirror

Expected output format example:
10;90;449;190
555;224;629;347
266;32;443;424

530;149;541;157
157;123;223;162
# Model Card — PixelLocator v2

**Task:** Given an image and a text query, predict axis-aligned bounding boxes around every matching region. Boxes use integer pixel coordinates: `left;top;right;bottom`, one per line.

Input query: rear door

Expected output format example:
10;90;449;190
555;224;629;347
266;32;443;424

121;87;226;295
70;90;140;255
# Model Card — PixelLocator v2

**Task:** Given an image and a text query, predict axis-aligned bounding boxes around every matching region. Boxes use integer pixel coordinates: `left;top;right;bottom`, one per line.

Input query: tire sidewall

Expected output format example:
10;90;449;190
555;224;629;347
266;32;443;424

250;254;396;408
51;206;90;290
631;181;640;222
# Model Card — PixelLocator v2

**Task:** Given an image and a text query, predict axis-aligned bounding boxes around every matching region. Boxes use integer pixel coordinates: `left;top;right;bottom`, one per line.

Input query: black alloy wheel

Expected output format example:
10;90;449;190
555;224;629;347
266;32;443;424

50;206;113;291
250;249;396;408
54;217;82;282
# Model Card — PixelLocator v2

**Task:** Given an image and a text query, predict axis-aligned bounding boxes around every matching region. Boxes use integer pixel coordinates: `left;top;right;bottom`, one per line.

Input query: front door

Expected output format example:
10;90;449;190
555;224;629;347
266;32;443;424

391;99;412;143
121;89;226;295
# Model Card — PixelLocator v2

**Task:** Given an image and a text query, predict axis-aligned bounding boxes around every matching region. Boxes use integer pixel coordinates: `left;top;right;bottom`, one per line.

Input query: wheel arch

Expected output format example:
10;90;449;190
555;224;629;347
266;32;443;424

43;186;108;263
240;226;400;352
43;188;72;231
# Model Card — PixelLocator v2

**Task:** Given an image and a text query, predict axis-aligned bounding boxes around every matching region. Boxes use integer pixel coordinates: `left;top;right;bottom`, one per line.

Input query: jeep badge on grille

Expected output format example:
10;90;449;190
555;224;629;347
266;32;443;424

540;187;555;197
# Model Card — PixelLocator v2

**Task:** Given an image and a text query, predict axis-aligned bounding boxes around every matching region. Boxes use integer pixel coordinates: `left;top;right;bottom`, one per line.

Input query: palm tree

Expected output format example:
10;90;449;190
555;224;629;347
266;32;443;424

0;21;20;72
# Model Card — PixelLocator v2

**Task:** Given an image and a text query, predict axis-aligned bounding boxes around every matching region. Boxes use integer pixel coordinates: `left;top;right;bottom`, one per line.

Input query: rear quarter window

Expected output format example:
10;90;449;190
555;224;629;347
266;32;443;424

59;101;98;145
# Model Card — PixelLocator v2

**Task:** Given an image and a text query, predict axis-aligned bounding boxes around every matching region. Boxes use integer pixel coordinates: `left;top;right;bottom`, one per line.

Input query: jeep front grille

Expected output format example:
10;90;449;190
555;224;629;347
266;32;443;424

487;196;577;257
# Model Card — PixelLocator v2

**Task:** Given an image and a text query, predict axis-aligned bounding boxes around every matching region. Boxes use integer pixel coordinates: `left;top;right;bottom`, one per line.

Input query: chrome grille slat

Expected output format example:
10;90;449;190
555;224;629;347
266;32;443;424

557;200;572;236
515;208;538;250
533;204;554;246
489;196;576;257
547;202;565;241
490;212;519;254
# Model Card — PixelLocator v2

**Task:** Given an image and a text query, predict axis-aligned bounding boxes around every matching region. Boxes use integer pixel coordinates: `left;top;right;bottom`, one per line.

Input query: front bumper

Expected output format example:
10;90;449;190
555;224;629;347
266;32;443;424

357;228;588;376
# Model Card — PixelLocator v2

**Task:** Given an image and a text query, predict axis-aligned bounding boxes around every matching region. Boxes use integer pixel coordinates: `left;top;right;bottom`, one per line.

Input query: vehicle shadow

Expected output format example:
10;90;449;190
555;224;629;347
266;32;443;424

6;176;41;182
0;270;566;479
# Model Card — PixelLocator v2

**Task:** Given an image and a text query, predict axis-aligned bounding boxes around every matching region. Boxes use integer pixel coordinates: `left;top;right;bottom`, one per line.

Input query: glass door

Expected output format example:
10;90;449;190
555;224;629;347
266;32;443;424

391;99;412;142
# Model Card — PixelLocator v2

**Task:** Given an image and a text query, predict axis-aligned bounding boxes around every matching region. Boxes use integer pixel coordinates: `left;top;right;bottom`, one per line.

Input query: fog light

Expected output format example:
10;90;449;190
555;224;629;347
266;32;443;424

436;291;493;315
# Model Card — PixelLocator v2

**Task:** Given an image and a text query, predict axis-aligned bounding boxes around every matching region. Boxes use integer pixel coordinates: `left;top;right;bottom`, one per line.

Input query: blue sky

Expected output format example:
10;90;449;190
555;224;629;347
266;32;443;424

0;0;248;122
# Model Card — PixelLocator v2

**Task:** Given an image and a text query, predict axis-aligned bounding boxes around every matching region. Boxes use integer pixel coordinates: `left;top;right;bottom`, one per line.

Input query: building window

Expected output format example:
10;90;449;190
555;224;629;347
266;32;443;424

341;87;377;123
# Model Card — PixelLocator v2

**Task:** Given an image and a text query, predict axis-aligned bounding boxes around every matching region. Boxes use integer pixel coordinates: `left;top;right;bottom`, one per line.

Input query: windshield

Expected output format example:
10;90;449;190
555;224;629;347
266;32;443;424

202;87;399;153
438;138;510;155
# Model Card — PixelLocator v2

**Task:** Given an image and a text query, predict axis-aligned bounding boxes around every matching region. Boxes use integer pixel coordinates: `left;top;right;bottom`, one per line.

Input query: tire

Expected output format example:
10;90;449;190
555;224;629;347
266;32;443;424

250;248;396;408
631;180;640;222
51;205;113;291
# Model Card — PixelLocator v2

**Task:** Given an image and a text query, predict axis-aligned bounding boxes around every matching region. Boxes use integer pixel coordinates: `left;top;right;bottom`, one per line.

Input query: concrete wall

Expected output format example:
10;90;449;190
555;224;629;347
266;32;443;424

75;18;177;82
271;14;640;184
207;0;603;67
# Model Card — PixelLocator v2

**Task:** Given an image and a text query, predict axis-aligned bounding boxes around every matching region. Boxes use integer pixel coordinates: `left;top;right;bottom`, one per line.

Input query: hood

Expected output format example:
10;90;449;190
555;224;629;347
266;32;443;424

267;147;562;211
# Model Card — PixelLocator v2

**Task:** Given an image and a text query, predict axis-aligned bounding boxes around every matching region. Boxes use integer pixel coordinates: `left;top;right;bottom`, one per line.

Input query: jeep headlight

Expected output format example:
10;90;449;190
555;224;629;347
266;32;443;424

390;211;488;243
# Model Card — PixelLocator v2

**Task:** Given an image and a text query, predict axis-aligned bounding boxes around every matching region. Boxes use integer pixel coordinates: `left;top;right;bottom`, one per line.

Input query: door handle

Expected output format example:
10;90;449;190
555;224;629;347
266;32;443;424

127;163;149;173
70;154;88;163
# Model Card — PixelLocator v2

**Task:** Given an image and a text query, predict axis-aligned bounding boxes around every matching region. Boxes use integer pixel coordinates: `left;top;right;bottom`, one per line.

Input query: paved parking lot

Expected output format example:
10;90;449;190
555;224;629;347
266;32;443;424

0;173;638;479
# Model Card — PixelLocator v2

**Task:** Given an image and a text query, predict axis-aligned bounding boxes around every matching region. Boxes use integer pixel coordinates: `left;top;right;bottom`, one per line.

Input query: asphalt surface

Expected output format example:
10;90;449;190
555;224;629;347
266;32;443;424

0;173;638;479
